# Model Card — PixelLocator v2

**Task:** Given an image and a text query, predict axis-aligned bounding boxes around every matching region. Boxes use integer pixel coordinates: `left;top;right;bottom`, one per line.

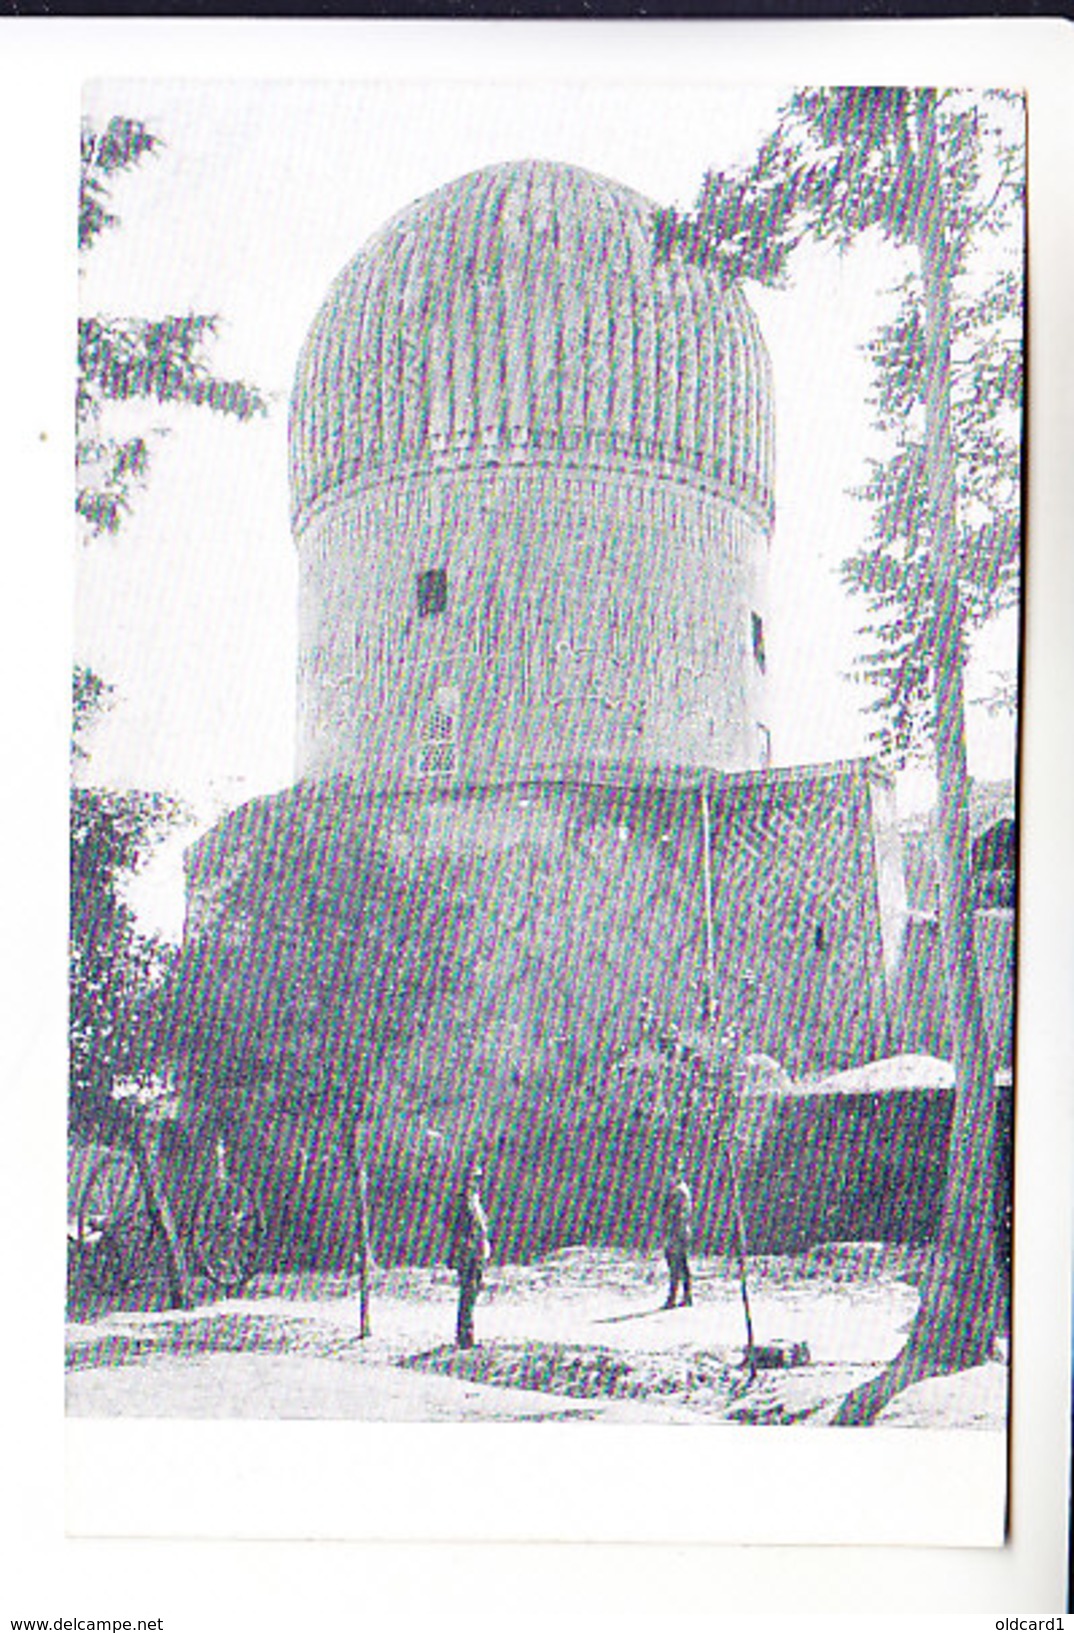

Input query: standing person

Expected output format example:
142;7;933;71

448;1160;491;1349
662;1165;693;1309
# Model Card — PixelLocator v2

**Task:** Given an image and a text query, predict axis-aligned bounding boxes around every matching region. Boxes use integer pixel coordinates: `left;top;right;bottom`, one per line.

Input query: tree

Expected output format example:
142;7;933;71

659;88;1023;1421
78;116;265;537
72;117;266;1308
70;668;183;1129
162;777;479;1327
70;667;194;1306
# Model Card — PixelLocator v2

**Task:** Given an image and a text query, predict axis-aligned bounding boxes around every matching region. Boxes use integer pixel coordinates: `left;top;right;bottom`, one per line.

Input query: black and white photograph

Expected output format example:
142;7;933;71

4;18;1072;1611
64;72;1024;1455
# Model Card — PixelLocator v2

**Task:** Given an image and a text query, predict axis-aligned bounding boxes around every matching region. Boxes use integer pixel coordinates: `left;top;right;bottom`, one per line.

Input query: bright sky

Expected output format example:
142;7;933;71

75;78;1021;938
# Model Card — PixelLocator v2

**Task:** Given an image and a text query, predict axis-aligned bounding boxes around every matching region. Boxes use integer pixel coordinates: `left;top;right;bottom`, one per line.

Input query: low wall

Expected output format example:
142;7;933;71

402;1083;1009;1263
189;1076;1012;1271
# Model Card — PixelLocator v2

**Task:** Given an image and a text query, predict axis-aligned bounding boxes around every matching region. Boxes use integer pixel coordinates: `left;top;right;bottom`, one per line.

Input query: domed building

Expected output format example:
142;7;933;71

289;161;774;786
179;159;904;1150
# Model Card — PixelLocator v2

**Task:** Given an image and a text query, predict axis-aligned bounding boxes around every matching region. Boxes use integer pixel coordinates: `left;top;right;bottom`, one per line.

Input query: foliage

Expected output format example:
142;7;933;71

659;88;1023;761
69;668;185;1133
843;267;1021;757
662;87;1021;1416
78;115;267;537
71;664;112;763
72;117;269;1311
164;783;472;1124
658;90;1021;286
79;116;159;253
72;114;266;1116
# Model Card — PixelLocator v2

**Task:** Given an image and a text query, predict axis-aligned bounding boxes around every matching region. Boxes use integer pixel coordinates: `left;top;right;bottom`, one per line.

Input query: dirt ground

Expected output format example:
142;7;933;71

65;1243;1007;1428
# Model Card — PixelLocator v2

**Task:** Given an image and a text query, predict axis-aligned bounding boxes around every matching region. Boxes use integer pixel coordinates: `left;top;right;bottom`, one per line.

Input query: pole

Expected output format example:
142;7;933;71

351;1117;372;1339
700;779;757;1376
726;1144;757;1378
699;778;717;1035
357;1158;372;1339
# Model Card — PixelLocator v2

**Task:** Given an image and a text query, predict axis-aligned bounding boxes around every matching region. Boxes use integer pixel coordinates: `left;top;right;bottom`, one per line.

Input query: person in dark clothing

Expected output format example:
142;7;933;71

448;1161;491;1348
662;1167;693;1309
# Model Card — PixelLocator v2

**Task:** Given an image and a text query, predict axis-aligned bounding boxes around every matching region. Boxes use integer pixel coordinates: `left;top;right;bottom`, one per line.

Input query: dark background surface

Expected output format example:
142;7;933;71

2;1;1071;20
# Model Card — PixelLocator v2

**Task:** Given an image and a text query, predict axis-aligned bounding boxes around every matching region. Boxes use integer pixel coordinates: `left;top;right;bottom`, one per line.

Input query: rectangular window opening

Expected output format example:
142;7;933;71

751;611;767;674
417;567;448;618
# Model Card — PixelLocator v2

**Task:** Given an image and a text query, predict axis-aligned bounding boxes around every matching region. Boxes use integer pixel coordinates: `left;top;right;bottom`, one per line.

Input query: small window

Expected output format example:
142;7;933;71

757;722;772;768
417;568;448;618
751;611;767;674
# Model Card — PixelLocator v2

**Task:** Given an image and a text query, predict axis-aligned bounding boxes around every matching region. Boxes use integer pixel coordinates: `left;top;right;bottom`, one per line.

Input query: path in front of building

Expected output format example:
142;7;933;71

65;1246;1007;1429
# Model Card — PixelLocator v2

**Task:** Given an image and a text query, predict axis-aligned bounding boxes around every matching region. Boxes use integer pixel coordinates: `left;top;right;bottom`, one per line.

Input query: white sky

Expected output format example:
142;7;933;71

75;78;1021;937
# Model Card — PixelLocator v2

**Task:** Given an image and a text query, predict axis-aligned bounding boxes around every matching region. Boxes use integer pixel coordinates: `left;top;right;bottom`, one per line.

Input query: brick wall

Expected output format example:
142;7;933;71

297;467;768;787
178;762;897;1134
702;762;900;1073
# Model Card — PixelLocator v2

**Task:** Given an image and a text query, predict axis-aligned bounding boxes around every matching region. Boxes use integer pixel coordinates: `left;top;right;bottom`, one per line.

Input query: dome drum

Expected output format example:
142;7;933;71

296;462;768;786
290;159;776;788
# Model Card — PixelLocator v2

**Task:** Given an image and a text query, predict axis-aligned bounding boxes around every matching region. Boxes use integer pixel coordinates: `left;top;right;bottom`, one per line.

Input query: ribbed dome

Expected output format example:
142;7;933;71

290;160;774;531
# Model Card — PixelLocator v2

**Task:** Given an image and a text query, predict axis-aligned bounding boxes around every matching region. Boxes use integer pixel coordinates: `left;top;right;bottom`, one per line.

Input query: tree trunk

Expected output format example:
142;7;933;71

128;1114;192;1310
834;93;1001;1426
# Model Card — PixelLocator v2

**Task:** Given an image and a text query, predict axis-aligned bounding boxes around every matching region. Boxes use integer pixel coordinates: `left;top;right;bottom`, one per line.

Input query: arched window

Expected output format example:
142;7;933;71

417;567;448;618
